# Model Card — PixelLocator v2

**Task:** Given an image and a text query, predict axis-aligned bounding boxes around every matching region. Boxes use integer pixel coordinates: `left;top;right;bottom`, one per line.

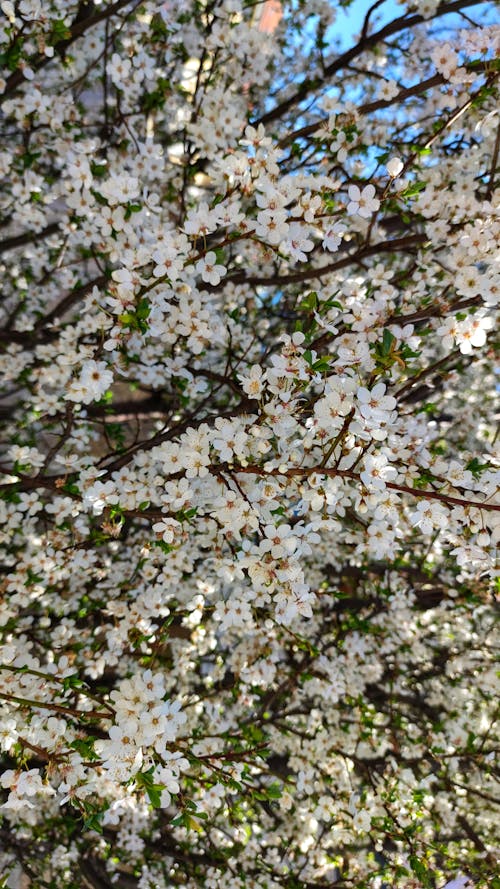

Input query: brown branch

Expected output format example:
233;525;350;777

395;350;462;401
2;0;135;98
0;664;115;715
0;222;60;256
230;464;500;512
35;274;108;331
456;814;497;866
18;736;65;764
387;295;482;327
485;114;500;200
360;0;387;41
279;60;493;148
0;275;107;346
0;690;112;720
2;448;498;514
224;233;427;289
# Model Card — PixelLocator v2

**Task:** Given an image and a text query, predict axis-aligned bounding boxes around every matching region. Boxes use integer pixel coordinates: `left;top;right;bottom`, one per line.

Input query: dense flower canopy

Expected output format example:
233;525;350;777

0;1;499;887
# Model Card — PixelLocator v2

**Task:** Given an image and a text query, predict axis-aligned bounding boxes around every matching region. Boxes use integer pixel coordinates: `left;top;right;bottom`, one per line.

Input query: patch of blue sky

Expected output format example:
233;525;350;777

265;0;500;179
270;1;500;118
253;1;500;304
330;0;403;48
329;0;499;48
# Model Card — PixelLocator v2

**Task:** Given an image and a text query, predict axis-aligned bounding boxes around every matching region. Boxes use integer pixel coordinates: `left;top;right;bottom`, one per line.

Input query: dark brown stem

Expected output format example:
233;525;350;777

485;115;500;200
0;690;112;720
2;0;135;98
231;464;500;512
224;233;426;289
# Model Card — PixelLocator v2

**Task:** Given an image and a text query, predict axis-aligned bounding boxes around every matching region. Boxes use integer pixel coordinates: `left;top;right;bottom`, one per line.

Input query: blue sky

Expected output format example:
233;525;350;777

333;0;402;47
330;0;499;47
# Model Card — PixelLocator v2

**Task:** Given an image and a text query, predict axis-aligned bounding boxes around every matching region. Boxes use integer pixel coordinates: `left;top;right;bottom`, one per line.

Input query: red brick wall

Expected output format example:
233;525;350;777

258;0;283;33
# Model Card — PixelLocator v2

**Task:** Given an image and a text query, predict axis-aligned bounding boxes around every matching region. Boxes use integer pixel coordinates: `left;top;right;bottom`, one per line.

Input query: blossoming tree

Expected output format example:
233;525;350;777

0;1;498;887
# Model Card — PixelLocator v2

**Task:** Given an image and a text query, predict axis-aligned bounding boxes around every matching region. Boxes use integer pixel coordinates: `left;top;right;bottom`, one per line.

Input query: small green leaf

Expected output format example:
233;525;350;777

408;855;432;888
299;292;318;312
381;328;396;356
401;181;426;198
266;782;282;799
83;813;104;834
466;457;490;478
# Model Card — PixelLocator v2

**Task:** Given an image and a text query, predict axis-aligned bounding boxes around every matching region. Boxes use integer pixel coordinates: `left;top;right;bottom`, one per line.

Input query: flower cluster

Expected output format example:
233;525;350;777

0;1;498;888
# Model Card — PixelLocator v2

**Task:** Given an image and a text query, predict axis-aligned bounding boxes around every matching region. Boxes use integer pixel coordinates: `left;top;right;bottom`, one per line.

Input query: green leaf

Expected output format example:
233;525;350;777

170;812;203;831
381;328;396;356
20;150;41;169
324;298;342;310
83;812;104;833
311;356;331;372
408;855;432;888
136;298;150;320
62;673;84;691
50;18;72;43
136;770;165;808
155;540;174;554
1;40;23;72
401;181;426;198
90;161;107;177
124;202;142;220
466;457;490;478
299;292;318;312
69;738;99;762
146;784;163;808
62;481;80;496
